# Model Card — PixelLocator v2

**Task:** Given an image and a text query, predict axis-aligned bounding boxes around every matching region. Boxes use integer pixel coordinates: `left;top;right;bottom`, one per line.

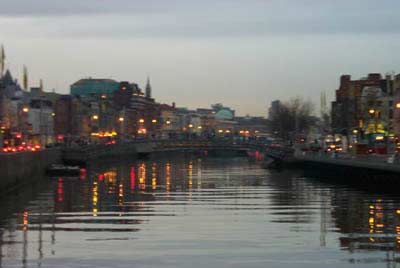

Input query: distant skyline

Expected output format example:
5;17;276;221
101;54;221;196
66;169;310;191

1;0;400;115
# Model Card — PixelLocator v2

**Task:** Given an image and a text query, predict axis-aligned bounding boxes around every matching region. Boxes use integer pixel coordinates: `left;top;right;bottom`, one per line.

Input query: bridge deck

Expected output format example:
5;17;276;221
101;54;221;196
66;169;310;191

62;140;263;163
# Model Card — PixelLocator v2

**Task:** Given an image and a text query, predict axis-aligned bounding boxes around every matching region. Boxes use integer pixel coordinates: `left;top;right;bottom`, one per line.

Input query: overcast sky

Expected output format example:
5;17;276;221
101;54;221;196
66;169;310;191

1;0;400;115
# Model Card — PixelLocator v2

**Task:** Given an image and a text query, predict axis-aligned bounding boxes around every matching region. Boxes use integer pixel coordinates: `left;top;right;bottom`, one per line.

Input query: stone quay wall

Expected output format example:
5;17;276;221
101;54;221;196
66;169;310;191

0;148;62;193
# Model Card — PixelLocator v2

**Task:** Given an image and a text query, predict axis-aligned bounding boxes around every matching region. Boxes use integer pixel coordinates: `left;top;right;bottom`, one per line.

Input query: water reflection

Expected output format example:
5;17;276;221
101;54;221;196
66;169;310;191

2;156;400;267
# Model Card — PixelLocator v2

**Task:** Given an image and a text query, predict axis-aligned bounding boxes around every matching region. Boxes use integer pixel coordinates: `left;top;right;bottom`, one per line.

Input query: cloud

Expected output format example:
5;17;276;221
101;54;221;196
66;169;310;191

0;0;170;16
1;0;400;39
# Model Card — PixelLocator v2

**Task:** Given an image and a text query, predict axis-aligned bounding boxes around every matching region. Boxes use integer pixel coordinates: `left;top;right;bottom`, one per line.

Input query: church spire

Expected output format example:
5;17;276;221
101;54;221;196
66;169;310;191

145;76;152;98
0;45;5;77
40;79;44;95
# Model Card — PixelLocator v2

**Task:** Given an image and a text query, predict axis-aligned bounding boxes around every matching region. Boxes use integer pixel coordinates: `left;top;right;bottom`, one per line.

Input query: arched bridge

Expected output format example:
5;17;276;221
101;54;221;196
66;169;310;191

62;140;271;164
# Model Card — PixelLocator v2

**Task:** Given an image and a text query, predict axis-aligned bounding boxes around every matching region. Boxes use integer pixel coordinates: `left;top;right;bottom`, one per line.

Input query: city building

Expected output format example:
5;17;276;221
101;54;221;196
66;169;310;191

71;78;119;97
159;103;181;139
54;95;74;137
268;100;281;121
113;79;160;138
331;73;395;136
393;74;400;137
27;98;54;145
234;116;269;137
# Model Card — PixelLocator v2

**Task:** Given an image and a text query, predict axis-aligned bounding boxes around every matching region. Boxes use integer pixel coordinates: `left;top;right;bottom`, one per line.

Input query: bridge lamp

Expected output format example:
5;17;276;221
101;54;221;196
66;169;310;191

166;120;171;125
218;129;223;133
188;124;193;128
197;125;202;129
118;117;124;122
22;107;29;113
396;102;400;109
139;118;145;123
92;115;99;120
225;130;231;133
368;109;375;115
353;129;358;134
151;119;157;123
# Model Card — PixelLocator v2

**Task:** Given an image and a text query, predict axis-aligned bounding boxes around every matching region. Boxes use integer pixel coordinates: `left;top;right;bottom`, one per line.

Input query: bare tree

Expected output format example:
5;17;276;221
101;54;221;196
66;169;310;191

268;97;316;141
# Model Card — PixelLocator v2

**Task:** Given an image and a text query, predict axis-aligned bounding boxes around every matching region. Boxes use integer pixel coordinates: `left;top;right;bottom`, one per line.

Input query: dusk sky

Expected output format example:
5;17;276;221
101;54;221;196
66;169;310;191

1;0;400;115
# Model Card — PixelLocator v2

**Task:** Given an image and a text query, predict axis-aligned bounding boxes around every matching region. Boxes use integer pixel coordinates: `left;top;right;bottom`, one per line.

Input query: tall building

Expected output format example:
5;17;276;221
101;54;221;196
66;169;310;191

268;100;281;121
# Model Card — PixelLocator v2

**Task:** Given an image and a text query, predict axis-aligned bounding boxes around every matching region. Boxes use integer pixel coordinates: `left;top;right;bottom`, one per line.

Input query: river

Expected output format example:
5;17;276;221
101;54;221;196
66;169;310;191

1;154;400;268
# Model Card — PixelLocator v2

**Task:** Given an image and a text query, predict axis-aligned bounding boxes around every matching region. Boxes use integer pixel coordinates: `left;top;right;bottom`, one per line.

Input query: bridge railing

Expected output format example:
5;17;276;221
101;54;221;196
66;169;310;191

61;139;274;162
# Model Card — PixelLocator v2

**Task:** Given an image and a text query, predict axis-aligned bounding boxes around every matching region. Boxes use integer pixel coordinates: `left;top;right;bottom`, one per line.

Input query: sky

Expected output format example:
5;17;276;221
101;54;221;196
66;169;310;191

1;0;400;116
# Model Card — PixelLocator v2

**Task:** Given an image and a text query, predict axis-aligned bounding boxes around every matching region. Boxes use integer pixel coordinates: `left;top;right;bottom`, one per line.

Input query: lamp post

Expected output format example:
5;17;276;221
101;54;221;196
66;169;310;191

369;108;377;133
20;106;29;142
118;117;124;139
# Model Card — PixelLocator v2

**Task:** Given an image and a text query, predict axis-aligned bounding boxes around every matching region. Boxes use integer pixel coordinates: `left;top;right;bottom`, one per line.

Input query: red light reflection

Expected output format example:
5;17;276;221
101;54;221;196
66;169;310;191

57;178;63;202
130;167;136;191
80;168;86;180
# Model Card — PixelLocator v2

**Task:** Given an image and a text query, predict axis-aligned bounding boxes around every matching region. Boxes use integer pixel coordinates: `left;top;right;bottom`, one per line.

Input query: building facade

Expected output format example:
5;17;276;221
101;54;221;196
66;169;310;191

331;73;395;136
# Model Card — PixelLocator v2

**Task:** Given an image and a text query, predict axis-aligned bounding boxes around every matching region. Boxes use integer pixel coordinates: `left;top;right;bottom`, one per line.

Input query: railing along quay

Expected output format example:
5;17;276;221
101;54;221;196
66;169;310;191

297;151;400;174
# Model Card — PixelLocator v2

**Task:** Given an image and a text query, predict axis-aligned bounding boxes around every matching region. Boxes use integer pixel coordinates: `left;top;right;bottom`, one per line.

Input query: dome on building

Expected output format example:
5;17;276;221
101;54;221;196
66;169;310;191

215;109;234;120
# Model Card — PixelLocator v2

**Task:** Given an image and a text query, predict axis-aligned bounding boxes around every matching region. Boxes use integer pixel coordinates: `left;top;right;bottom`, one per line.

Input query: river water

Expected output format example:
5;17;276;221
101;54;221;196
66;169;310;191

1;155;400;268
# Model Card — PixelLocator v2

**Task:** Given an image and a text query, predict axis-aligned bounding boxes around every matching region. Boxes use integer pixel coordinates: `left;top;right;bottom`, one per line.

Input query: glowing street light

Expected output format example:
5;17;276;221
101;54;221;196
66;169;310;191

92;115;99;120
151;119;157;123
139;118;145;123
22;107;29;113
197;125;202;129
166;120;171;125
188;124;193;128
369;109;375;115
396;102;400;109
118;117;124;122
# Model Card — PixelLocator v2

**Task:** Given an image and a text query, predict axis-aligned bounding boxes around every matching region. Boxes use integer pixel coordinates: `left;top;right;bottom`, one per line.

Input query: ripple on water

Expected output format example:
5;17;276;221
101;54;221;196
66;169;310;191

1;156;400;268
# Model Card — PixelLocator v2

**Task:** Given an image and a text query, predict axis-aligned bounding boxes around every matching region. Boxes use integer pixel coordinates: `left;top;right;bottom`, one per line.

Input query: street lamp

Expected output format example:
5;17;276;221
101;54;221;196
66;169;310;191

139;118;145;123
118;117;125;138
396;102;400;109
369;109;375;115
188;124;193;128
151;119;157;123
22;107;29;113
166;120;171;125
92;115;99;120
